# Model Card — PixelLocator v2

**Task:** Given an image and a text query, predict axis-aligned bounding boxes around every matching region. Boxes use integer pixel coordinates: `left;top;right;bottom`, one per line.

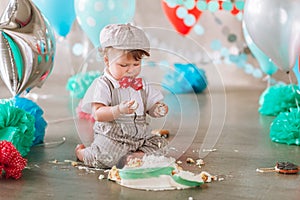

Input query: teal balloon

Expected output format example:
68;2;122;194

32;0;76;37
292;59;300;89
243;23;278;76
75;0;136;47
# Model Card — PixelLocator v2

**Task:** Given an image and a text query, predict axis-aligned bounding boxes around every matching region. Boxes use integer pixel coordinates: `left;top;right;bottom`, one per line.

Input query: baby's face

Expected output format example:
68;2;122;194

106;49;142;80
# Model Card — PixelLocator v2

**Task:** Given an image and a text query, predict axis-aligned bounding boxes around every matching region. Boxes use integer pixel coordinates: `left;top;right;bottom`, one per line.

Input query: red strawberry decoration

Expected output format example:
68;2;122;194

0;141;27;179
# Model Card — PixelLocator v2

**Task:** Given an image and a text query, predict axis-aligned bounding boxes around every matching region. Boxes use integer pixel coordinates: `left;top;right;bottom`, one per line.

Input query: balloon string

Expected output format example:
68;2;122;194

35;137;66;147
47;116;76;124
287;71;300;111
262;75;272;88
267;75;271;88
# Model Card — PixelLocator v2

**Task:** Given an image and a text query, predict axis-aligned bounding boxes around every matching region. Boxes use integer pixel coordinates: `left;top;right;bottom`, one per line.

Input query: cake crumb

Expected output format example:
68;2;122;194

151;129;169;138
200;171;217;183
108;166;121;182
176;165;183;171
256;168;264;173
196;159;205;166
176;160;182;164
64;159;79;166
49;159;64;164
98;174;105;180
186;158;195;164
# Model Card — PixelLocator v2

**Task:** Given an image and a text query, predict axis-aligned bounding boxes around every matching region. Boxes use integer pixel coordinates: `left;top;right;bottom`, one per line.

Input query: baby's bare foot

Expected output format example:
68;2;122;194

75;144;85;161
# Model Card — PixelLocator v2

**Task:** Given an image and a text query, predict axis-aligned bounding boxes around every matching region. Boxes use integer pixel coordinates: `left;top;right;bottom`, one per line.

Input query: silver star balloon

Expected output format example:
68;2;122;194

0;0;56;96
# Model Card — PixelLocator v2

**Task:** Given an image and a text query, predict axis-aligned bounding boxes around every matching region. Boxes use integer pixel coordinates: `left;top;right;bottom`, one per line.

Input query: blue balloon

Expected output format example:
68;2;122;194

14;97;47;146
243;23;278;76
293;59;300;89
162;63;207;94
32;0;76;37
75;0;136;47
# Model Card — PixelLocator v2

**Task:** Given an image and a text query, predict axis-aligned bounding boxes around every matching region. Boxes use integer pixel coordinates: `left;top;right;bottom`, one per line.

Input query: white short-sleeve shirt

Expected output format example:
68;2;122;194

81;68;163;116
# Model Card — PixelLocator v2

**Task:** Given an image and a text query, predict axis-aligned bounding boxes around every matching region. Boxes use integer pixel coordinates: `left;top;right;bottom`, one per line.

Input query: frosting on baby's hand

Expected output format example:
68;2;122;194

153;103;168;117
118;100;138;114
129;100;138;110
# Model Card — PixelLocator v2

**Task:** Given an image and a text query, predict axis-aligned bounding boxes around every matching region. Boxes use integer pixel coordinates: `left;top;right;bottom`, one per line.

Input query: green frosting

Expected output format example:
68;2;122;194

0;102;35;156
119;167;175;180
172;174;203;187
270;108;300;145
259;84;300;116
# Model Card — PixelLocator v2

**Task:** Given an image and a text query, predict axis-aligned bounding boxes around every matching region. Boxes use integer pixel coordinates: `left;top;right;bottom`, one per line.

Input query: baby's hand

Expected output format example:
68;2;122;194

118;100;138;114
153;102;168;117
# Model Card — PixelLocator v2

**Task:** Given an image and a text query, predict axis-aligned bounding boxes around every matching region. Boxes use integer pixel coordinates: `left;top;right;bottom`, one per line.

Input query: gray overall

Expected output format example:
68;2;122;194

83;76;168;168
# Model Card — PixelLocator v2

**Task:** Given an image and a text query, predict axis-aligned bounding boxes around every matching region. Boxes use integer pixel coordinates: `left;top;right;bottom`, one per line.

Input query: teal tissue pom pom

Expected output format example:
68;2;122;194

66;71;101;98
0;102;35;156
259;84;300;116
270;108;300;145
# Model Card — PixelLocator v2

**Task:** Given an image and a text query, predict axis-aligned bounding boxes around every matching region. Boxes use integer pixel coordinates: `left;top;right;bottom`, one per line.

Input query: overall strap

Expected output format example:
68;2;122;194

101;76;118;106
141;88;147;114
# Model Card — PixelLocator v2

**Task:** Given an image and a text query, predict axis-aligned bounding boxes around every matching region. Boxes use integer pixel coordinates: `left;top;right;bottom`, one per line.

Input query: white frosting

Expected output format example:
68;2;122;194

130;100;138;110
119;175;194;191
157;105;167;115
141;155;175;168
123;155;176;169
176;170;202;182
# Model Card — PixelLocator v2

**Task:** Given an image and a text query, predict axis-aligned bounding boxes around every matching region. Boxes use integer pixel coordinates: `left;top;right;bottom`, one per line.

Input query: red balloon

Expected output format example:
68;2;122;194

231;5;240;16
217;1;223;10
161;0;203;35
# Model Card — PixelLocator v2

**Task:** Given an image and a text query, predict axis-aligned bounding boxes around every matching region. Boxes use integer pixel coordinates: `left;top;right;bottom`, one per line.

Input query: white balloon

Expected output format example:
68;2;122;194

244;0;300;71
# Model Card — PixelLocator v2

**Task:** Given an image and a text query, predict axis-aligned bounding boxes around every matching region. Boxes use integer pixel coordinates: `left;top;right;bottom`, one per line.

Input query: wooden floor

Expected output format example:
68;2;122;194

1;76;300;200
